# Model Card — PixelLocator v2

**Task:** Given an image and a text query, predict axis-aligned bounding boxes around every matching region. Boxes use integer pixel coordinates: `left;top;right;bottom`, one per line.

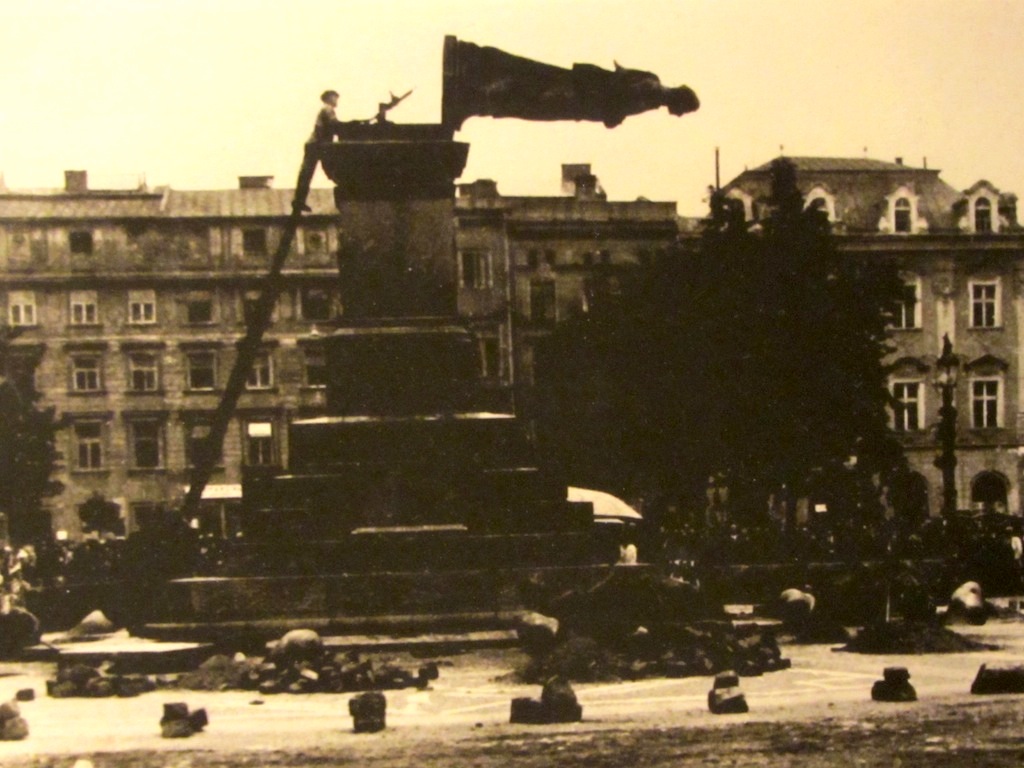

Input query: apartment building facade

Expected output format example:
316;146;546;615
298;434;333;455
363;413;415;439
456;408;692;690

723;157;1023;519
2;165;678;538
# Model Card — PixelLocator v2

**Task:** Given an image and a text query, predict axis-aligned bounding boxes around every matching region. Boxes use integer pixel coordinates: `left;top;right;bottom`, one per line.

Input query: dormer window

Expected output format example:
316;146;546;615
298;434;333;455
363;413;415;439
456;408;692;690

894;198;912;233
803;186;836;222
974;198;992;233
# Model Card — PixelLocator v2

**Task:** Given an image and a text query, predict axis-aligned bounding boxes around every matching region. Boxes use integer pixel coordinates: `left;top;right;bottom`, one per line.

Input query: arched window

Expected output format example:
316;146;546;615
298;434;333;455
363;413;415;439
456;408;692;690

971;471;1008;514
894;198;912;233
975;198;992;233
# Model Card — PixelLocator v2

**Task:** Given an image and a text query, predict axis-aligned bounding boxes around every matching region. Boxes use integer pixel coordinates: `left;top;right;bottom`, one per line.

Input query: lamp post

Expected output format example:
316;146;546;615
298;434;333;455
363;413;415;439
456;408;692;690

933;334;959;518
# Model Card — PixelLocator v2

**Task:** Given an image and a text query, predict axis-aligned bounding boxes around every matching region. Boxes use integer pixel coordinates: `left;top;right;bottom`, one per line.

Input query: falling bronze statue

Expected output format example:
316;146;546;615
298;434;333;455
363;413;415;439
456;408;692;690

442;35;699;129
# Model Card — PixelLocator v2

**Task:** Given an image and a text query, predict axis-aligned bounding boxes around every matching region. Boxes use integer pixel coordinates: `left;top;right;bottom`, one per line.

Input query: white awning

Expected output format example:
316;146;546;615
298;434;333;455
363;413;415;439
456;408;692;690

183;483;242;500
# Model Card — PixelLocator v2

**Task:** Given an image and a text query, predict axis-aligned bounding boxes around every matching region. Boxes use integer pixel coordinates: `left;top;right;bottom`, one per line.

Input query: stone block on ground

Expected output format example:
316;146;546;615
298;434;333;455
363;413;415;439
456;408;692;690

14;689;33;702
708;686;749;714
971;664;1024;694
162;702;190;721
510;697;547;724
187;708;208;732
541;676;582;722
0;700;20;721
46;681;77;699
56;664;99;688
349;691;387;733
883;666;910;685
871;680;917;702
161;719;194;739
713;670;740;689
0;608;40;657
0;717;28;740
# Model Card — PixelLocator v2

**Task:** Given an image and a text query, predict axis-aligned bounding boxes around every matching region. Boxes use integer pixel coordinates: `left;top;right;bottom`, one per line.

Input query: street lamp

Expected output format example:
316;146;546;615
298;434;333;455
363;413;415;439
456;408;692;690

933;334;959;517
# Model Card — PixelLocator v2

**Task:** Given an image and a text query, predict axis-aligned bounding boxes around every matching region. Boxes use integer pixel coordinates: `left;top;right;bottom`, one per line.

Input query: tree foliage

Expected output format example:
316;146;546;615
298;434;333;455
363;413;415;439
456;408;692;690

535;158;906;521
0;327;62;542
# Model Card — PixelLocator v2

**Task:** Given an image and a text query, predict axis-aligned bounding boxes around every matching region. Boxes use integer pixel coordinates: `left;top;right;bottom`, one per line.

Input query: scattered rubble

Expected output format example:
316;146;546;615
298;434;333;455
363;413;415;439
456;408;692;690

14;689;34;702
707;669;748;715
844;621;996;654
349;691;387;733
519;621;789;684
46;663;157;698
510;676;582;724
970;663;1024;695
871;666;917;702
160;702;208;739
177;632;441;695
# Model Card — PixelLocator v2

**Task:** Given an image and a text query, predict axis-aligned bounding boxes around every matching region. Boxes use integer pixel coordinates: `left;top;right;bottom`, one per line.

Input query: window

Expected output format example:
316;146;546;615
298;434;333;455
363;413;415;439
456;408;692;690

893;280;920;329
128;352;159;392
241;291;274;327
300;287;332;321
7;291;36;326
69;230;94;255
242;228;267;255
971;281;999;328
459;250;492;289
185;295;214;324
245;421;275;466
71;356;102;392
186;351;217;391
894;198;912;233
529;280;557;324
128;419;163;469
892;382;922;432
304;229;326;253
544;249;557;266
972;379;1000;429
304;346;327;387
74;422;103;470
69;290;98;325
185;421;220;468
975;198;992;233
481;337;501;379
527;249;539;269
246;351;274;389
128;289;156;324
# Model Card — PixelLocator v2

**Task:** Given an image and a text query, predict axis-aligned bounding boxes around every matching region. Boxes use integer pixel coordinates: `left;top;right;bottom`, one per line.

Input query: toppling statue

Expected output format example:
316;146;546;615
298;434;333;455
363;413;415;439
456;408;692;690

443;36;699;129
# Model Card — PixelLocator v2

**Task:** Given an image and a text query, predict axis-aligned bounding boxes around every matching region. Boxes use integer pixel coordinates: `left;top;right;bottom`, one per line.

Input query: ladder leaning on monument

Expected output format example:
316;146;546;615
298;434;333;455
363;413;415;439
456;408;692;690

180;152;313;522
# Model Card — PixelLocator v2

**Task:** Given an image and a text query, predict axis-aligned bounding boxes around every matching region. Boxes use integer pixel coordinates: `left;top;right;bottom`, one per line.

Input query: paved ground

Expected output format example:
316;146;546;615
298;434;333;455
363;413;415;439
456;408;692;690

1;619;1024;764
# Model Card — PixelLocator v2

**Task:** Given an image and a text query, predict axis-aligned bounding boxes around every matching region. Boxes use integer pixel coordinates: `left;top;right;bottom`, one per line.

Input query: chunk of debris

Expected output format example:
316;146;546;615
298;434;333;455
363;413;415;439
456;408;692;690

871;666;917;702
707;669;749;715
971;664;1024;695
0;699;28;741
509;676;582;724
160;702;208;738
65;610;116;640
349;691;386;733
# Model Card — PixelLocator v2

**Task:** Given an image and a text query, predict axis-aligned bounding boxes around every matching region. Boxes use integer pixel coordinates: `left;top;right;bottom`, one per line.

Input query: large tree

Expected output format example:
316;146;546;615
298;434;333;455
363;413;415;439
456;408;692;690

0;327;62;542
535;158;905;522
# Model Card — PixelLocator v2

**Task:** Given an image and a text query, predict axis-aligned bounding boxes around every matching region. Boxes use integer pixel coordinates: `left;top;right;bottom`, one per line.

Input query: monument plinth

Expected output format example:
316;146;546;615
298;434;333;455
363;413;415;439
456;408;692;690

142;122;627;641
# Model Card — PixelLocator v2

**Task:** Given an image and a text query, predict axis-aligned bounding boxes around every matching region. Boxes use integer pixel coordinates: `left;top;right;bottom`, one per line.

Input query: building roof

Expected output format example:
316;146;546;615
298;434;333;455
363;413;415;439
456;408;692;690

0;187;337;220
748;157;915;173
725;156;968;234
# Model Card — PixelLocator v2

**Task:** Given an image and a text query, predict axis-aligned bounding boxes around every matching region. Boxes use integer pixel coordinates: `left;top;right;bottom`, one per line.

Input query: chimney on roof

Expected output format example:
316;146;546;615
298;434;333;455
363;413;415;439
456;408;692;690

895;157;903;166
65;170;88;193
561;163;592;195
457;179;499;198
239;175;274;189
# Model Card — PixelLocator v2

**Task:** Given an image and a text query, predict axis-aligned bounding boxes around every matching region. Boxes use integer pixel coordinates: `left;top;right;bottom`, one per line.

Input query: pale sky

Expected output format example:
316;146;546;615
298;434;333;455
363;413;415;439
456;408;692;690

1;0;1022;215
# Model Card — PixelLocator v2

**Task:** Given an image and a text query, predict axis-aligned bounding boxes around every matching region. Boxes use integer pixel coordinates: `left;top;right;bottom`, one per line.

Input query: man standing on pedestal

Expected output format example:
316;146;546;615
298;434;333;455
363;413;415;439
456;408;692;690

293;89;341;213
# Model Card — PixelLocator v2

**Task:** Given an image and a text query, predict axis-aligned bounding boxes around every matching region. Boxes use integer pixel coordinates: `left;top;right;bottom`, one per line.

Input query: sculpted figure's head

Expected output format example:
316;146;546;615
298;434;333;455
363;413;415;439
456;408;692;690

664;85;700;116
